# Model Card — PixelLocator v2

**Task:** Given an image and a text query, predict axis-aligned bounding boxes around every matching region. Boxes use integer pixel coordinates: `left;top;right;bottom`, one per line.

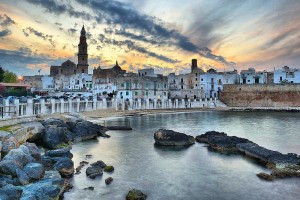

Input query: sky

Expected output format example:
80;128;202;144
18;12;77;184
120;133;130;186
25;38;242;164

0;0;300;76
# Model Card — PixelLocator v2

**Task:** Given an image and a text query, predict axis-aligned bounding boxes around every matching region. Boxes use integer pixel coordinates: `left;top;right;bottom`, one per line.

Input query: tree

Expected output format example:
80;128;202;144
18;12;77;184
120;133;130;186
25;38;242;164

0;66;4;82
3;70;18;83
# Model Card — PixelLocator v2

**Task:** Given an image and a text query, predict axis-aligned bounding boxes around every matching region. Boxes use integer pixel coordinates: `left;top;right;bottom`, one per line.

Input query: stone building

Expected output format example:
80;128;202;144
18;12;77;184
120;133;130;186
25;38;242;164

50;25;89;76
22;75;43;91
240;68;267;84
274;66;300;83
200;69;239;98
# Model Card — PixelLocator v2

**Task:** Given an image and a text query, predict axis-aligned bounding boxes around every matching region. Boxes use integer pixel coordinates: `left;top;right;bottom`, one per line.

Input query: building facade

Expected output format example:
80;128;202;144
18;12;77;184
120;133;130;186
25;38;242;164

240;68;267;84
274;66;300;83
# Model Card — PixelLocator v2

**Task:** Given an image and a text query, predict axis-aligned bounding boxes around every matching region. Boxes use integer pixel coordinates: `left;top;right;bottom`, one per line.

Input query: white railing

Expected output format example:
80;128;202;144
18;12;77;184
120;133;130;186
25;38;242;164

0;97;223;120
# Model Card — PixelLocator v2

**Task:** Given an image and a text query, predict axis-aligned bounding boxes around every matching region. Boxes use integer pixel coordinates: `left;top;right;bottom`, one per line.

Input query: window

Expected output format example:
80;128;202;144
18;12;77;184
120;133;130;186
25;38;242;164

126;91;129;96
248;80;250;82
146;82;149;88
196;73;198;76
135;91;138;95
164;92;167;96
121;83;124;87
181;78;183;83
82;69;84;73
181;85;183;89
146;91;148;95
164;84;167;88
255;78;259;84
195;84;198;87
280;76;282;81
82;58;84;61
195;78;198;81
74;70;76;74
201;78;203;81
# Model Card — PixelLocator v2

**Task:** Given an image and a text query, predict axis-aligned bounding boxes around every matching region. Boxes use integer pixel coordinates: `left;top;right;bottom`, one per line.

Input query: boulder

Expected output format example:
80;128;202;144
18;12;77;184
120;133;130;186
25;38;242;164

16;168;30;185
38;155;54;171
0;131;11;141
1;136;19;157
23;162;45;181
71;121;99;141
104;165;114;172
207;135;251;151
43;170;61;180
126;189;147;200
154;129;195;146
105;177;113;185
257;172;274;181
0;184;23;200
0;174;14;187
41;126;69;149
195;131;227;143
3;147;34;167
0;160;22;177
53;157;74;178
23;142;41;160
86;166;103;179
90;160;107;168
11;121;45;144
45;148;73;159
42;118;66;128
20;176;64;200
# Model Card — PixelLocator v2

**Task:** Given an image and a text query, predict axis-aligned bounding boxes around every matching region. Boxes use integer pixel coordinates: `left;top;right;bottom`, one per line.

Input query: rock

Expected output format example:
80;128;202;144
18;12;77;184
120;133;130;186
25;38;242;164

84;186;94;190
86;166;103;179
104;165;114;172
3;148;33;167
23;142;41;160
90;160;107;168
195;131;227;143
20;176;64;199
63;178;73;193
16;168;29;185
11;121;45;144
0;141;2;160
0;174;14;187
41;126;69;150
0;160;22;177
71;121;99;141
53;157;74;178
154;129;195;146
86;154;92;159
43;170;61;180
0;184;23;200
23;162;45;181
45;148;73;159
237;143;281;163
75;161;89;174
257;172;274;181
126;189;147;200
0;131;11;141
38;155;54;171
42;118;66;128
268;153;300;168
105;177;113;185
1;136;19;157
207;135;251;151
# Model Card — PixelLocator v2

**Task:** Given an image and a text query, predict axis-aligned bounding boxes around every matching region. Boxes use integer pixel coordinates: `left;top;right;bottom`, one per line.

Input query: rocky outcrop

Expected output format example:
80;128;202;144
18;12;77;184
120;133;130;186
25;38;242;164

71;121;107;141
11;121;45;144
126;189;147;200
45;148;73;159
90;160;107;168
257;172;274;181
195;131;227;143
154;129;195;146
1;134;19;158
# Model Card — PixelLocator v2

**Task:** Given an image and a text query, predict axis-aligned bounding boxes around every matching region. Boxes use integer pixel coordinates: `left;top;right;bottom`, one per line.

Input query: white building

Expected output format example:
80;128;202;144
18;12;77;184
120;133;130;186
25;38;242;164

41;75;54;90
138;68;160;77
93;82;117;95
240;68;267;84
200;69;239;98
54;73;92;91
274;66;300;83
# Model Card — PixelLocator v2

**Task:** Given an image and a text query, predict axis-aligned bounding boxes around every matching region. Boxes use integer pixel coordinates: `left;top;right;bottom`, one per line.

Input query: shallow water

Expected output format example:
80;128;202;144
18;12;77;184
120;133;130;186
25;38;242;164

65;111;300;200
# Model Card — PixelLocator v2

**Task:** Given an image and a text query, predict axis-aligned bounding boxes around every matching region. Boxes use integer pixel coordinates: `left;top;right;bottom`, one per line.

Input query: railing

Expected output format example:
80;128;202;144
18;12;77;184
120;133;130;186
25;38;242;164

0;97;222;120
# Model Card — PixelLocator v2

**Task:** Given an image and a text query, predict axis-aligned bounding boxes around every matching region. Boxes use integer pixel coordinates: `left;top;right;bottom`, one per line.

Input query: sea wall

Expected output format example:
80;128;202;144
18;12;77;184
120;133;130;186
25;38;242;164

220;84;300;107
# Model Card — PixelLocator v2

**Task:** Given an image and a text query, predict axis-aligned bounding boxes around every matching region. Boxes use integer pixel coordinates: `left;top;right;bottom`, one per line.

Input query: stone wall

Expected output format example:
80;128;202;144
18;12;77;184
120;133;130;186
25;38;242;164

220;84;300;107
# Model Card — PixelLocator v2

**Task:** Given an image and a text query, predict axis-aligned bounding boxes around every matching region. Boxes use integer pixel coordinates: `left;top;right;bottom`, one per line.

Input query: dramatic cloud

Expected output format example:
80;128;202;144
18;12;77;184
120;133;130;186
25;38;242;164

0;14;15;38
0;29;11;38
23;27;55;47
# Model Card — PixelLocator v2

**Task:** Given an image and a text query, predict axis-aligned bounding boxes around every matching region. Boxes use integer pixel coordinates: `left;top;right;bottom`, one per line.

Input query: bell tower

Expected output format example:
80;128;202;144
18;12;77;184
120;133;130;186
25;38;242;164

77;25;88;74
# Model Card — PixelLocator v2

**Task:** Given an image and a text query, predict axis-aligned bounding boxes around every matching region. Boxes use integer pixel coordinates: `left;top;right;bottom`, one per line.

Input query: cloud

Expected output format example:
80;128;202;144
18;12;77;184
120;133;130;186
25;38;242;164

0;29;11;38
23;27;55;47
68;28;76;35
0;14;16;27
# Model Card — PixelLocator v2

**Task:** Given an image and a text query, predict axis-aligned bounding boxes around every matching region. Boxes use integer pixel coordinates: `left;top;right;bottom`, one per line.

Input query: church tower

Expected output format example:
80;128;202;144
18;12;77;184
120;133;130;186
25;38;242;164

77;25;88;74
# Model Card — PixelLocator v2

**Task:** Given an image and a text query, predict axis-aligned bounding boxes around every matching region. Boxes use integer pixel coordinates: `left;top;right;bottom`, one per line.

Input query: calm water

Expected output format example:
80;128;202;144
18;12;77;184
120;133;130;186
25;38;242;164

65;111;300;200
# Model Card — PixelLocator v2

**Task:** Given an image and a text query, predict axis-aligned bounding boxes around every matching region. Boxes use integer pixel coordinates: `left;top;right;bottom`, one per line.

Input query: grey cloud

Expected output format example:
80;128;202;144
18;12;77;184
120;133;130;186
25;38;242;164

0;29;11;38
0;14;16;27
23;27;56;48
68;28;76;35
55;22;62;26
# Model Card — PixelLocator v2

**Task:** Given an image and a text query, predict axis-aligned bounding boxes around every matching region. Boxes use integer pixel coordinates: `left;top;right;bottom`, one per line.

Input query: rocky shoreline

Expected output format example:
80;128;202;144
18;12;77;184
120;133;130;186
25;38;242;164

154;129;300;181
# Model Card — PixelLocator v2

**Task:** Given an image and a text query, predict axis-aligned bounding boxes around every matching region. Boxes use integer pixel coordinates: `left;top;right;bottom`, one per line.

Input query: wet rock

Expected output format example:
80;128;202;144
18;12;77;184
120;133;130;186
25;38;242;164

0;160;22;177
53;157;74;178
63;178;73;193
3;147;33;167
45;148;73;159
105;177;113;185
126;189;147;200
0;184;23;200
195;131;227;143
90;160;107;168
86;154;92;159
20;176;64;199
257;172;274;181
16;168;29;185
23;142;41;160
271;166;300;179
86;166;103;179
75;161;89;174
104;165;114;172
207;135;251;151
154;129;195;146
71;121;99;141
84;186;94;190
23;162;45;181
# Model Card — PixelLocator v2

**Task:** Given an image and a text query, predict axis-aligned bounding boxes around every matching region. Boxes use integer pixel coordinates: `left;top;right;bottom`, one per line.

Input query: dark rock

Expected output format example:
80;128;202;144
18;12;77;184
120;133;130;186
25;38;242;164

0;160;22;177
154;129;195;146
42;118;66;128
16;168;29;185
21;176;64;199
104;165;114;172
63;178;73;193
53;157;74;178
195;131;227;143
2;147;34;167
23;142;41;160
45;148;73;159
0;174;14;187
90;160;107;168
105;177;113;185
86;166;103;179
41;126;69;150
126;189;147;200
23;162;45;181
75;161;89;174
84;186;94;190
257;172;274;181
71;121;99;141
207;135;251;151
0;184;23;200
86;154;92;159
38;155;54;170
1;136;19;157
